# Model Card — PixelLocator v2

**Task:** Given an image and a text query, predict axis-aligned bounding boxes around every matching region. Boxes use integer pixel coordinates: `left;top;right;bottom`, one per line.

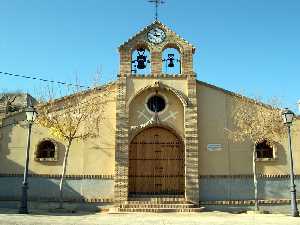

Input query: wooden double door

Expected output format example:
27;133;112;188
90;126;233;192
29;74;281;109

129;127;184;195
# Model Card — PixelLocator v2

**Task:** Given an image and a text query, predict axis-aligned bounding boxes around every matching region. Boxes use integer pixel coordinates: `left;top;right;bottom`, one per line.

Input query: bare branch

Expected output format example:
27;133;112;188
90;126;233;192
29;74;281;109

227;96;285;144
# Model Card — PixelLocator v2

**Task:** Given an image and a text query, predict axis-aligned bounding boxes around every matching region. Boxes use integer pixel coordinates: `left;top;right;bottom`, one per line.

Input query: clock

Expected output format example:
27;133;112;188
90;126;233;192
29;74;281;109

147;28;166;44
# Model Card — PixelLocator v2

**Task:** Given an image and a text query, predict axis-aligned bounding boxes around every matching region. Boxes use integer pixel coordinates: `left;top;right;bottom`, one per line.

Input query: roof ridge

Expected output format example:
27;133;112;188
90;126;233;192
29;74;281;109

37;80;117;107
196;79;284;111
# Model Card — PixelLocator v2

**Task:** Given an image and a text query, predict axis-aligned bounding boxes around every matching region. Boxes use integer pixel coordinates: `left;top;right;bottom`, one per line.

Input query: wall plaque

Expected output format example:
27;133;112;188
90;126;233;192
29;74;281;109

207;144;223;151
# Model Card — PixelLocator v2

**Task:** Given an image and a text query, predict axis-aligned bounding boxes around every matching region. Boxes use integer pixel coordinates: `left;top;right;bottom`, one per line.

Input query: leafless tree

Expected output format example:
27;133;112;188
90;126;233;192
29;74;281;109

36;84;113;208
227;96;285;211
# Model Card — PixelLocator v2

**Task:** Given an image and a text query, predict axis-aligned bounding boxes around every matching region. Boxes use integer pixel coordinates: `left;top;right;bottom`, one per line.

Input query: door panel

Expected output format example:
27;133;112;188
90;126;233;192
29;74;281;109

129;127;184;195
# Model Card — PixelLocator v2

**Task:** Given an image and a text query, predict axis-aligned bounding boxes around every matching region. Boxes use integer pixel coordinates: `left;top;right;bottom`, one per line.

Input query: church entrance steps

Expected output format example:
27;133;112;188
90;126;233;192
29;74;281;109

112;196;205;213
127;196;186;204
120;203;196;209
116;207;205;213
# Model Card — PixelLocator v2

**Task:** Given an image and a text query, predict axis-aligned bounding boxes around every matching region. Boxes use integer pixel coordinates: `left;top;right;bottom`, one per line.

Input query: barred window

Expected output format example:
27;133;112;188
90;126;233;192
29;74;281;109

35;139;58;161
147;95;166;113
255;140;274;159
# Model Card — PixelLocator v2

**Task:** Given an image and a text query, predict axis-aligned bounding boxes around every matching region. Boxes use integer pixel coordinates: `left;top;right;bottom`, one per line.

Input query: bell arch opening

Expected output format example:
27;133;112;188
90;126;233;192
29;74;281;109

131;44;151;75
128;126;185;197
162;43;182;74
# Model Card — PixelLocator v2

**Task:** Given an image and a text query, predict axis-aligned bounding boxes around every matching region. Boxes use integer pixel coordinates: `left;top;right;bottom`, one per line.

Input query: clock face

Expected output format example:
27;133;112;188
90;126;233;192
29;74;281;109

147;28;166;44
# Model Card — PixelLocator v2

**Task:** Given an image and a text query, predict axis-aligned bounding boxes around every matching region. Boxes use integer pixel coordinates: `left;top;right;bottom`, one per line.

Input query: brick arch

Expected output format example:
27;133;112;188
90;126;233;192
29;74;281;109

161;42;184;54
129;123;184;144
127;82;188;113
130;41;151;53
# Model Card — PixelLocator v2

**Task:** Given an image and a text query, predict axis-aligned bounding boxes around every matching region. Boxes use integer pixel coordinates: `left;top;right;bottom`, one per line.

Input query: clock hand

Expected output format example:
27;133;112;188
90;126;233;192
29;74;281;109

148;35;156;40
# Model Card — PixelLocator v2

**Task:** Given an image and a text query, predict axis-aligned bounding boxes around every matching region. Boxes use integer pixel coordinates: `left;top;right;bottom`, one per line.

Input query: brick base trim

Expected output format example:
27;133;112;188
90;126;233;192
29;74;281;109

0;173;114;180
200;199;300;205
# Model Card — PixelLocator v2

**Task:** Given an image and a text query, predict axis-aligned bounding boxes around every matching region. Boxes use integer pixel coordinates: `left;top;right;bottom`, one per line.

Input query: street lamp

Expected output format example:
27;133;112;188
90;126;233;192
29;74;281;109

19;106;37;214
282;108;299;217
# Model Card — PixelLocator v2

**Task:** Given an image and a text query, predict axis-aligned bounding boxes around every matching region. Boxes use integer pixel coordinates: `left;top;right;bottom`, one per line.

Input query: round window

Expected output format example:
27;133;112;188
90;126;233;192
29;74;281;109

147;95;166;113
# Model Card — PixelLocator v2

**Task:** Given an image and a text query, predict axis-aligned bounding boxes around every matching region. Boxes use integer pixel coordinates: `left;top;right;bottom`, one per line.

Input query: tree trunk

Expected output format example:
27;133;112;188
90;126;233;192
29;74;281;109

58;139;72;209
253;146;259;211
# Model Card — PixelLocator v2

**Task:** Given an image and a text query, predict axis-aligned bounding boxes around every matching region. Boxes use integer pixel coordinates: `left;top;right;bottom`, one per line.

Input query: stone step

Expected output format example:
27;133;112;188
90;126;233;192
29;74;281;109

113;196;204;213
125;200;188;204
127;197;186;203
120;203;196;209
116;207;205;213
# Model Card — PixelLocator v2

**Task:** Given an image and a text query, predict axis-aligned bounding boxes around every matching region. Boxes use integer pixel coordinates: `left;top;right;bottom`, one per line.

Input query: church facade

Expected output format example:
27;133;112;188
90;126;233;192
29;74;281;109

1;21;300;211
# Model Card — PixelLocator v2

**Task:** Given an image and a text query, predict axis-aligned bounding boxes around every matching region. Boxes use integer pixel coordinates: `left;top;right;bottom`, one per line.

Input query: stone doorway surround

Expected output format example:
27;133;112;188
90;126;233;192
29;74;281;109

114;77;199;205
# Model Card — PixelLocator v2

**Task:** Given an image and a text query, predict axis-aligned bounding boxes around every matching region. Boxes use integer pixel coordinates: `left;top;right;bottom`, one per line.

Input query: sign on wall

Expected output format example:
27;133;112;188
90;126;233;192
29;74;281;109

207;144;223;151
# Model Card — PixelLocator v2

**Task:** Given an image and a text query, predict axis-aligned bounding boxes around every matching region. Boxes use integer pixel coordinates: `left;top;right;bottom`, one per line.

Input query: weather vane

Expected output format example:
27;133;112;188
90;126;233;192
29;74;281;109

148;0;165;20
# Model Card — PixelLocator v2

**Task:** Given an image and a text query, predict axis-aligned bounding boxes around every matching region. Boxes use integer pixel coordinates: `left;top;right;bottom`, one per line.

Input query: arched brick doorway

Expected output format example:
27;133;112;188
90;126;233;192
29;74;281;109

129;126;184;196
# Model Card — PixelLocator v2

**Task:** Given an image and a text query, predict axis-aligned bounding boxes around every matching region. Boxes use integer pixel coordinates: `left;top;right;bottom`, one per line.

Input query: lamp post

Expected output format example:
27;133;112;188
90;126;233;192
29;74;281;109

19;106;37;214
282;108;299;217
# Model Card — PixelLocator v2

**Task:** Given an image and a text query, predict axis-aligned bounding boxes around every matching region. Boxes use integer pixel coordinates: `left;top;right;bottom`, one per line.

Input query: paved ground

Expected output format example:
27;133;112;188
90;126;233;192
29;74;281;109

0;209;299;225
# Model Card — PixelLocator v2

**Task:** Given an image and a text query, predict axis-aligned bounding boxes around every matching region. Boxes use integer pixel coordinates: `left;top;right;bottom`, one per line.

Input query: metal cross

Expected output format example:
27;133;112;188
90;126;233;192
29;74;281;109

161;110;178;122
148;0;165;20
137;109;151;120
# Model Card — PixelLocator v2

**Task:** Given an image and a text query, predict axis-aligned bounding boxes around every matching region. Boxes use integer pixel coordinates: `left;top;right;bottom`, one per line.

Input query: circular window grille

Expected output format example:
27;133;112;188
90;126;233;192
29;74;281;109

147;95;166;113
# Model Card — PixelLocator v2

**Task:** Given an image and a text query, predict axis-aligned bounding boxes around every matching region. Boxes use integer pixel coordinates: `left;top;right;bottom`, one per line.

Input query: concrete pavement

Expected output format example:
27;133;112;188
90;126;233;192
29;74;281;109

0;209;299;225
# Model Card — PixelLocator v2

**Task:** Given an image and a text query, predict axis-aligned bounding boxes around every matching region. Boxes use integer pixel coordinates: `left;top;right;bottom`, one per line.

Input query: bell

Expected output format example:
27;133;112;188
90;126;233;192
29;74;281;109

168;58;175;67
137;55;147;69
167;54;175;67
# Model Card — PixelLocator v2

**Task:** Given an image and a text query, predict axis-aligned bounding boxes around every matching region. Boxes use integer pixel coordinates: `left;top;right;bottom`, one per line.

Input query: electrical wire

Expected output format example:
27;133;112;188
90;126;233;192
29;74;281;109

0;71;117;120
0;71;90;89
37;82;116;118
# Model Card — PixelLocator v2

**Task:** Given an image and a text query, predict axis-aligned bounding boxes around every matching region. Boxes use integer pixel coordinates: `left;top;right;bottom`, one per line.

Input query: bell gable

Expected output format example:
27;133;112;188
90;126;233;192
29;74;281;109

118;20;196;77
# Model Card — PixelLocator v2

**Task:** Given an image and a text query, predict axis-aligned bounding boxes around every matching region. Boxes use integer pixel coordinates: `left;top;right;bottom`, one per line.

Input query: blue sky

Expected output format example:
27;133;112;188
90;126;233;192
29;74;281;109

0;0;300;112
